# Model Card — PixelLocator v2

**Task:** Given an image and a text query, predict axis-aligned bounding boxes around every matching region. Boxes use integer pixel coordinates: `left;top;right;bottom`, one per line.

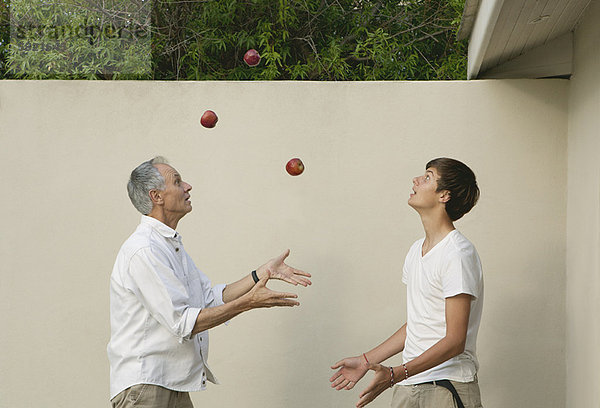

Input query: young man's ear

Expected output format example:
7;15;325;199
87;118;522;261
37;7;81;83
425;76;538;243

439;190;451;203
149;189;164;206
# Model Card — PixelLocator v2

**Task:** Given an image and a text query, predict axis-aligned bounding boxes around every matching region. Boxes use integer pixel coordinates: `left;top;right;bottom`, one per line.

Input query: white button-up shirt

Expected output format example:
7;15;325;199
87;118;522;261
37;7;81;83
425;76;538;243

107;216;226;399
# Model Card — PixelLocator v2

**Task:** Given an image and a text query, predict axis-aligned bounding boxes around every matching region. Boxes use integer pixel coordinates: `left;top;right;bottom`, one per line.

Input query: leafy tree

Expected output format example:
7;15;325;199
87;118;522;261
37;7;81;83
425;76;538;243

153;0;467;80
0;0;8;78
4;0;151;79
0;0;467;80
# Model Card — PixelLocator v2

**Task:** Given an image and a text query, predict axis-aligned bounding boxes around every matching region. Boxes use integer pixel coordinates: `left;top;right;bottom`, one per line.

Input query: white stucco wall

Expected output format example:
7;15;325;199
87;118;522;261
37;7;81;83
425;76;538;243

567;1;600;407
0;79;567;408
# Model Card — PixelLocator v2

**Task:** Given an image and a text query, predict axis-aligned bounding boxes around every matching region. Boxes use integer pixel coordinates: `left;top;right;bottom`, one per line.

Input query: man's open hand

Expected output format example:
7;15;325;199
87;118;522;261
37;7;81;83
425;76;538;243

330;356;369;390
258;249;312;287
356;364;392;408
246;274;300;309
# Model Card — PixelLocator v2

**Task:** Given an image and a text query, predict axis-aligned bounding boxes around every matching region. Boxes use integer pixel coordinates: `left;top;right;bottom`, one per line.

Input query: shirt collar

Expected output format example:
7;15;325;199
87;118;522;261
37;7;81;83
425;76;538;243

141;215;180;240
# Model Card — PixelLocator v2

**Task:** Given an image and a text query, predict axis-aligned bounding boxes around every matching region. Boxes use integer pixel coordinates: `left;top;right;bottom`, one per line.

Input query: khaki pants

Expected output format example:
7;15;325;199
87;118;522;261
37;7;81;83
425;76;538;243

391;380;483;408
111;384;194;408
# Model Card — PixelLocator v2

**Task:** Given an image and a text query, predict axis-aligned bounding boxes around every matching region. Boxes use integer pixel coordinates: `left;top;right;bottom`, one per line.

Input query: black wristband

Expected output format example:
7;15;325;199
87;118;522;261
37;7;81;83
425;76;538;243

251;270;259;283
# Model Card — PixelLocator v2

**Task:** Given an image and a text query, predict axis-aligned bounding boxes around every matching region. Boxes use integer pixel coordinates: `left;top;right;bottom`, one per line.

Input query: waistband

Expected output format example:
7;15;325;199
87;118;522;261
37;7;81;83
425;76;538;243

412;379;465;408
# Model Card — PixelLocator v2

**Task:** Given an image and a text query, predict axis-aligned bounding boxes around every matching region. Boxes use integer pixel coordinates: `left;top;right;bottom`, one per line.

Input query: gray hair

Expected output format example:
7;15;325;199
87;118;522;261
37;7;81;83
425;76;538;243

127;156;169;215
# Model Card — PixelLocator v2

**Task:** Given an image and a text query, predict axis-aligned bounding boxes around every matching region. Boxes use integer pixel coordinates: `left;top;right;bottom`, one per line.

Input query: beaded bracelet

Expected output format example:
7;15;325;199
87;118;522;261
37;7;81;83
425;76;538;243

362;353;369;364
389;366;395;388
401;363;409;380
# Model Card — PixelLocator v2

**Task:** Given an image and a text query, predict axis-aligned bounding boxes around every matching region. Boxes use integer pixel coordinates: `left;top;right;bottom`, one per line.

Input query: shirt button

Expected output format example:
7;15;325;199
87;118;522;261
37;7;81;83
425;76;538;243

175;248;179;252
199;336;202;342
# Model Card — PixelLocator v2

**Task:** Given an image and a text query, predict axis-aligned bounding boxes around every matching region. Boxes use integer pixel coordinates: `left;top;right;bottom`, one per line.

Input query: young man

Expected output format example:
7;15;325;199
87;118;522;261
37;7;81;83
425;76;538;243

330;158;483;408
108;157;311;408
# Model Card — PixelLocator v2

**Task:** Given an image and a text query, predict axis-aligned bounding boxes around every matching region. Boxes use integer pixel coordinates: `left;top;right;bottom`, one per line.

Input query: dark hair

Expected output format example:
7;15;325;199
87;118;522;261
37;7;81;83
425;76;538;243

426;158;480;221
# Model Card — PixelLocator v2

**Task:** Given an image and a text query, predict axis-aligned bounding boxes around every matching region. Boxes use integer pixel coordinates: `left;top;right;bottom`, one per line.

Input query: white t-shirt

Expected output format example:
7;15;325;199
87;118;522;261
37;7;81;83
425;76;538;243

400;229;483;385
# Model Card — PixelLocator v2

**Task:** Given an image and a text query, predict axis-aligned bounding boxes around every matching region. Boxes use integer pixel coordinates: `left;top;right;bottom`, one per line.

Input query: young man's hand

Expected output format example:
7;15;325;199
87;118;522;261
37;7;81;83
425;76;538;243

329;356;370;390
356;364;392;408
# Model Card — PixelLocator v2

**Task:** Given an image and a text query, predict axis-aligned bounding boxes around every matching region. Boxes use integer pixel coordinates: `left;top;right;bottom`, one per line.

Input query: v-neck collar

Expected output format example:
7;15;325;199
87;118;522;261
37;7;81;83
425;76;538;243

420;229;456;259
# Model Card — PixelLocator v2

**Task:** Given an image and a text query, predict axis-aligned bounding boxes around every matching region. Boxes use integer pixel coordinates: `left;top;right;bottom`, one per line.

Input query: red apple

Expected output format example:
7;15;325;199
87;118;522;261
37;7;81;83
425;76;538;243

200;110;218;128
286;158;304;176
243;49;261;67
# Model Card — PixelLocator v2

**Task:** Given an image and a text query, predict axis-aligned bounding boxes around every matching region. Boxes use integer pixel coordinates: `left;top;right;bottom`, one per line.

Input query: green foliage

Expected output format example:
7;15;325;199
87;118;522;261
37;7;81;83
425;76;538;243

4;0;151;79
0;0;467;80
0;0;8;78
152;0;467;80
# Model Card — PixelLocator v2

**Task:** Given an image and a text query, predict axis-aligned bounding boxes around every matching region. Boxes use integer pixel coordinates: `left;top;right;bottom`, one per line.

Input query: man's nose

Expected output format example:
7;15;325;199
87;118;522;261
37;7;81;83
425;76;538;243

184;182;192;191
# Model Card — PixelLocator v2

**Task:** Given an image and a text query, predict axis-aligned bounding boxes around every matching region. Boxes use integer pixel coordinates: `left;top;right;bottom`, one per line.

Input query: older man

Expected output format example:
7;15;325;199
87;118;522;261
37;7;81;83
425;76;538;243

108;156;311;408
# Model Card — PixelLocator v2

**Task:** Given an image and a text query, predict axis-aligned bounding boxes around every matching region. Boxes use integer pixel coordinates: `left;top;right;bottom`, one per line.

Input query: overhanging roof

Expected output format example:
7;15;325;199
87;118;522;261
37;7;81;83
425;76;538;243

458;0;593;79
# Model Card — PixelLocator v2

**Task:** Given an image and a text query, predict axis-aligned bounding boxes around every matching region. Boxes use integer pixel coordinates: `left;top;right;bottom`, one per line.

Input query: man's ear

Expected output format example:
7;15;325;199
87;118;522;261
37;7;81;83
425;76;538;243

149;189;164;206
439;190;451;204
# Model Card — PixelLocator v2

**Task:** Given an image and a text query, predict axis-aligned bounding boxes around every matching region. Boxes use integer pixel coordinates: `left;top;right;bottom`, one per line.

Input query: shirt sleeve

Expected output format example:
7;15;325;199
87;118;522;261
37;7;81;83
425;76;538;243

124;247;201;343
187;254;226;309
206;284;226;308
441;249;482;299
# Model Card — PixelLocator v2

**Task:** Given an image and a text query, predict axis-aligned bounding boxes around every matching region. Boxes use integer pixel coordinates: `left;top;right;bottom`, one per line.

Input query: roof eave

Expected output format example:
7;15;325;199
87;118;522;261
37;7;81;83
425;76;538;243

464;0;506;79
